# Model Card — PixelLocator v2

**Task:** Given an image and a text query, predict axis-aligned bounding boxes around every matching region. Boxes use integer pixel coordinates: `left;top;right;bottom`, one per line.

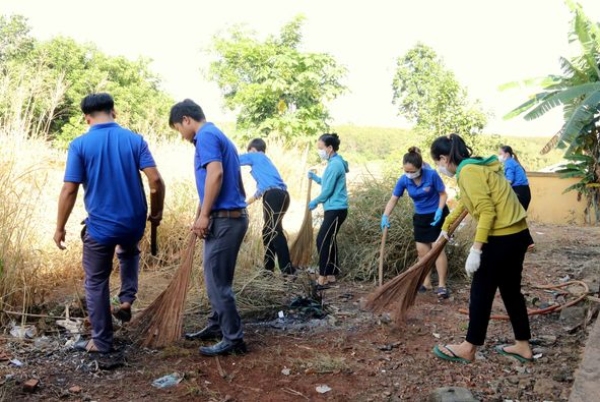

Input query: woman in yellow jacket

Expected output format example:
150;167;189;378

430;134;533;364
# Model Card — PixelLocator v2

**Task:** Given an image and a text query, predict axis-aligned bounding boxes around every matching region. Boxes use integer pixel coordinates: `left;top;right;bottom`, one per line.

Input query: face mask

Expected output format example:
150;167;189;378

498;155;507;163
405;169;421;180
318;149;329;160
438;166;454;178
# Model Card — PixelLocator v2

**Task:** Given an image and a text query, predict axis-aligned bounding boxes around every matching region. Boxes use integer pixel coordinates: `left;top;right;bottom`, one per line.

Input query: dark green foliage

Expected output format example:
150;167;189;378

208;15;347;142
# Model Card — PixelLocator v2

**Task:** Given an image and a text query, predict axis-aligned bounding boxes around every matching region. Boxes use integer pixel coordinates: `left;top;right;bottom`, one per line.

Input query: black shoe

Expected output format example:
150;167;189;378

185;326;222;341
199;340;247;356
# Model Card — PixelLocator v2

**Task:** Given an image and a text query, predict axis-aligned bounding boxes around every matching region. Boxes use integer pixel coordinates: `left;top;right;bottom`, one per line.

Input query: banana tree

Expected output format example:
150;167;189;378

504;0;600;223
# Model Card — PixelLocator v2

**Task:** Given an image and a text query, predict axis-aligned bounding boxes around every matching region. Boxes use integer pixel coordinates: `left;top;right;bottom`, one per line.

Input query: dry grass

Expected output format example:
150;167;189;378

0;131;471;330
290;352;352;374
338;174;473;283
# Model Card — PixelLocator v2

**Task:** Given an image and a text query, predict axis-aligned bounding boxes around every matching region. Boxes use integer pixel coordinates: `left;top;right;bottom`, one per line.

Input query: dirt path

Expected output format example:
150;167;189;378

1;223;598;401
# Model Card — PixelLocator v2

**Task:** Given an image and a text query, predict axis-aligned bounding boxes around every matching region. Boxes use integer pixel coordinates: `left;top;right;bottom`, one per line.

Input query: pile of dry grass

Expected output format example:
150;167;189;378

338;174;473;283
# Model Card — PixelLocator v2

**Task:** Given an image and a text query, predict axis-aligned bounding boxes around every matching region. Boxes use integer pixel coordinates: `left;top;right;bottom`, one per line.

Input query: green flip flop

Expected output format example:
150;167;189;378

433;344;471;364
495;345;533;363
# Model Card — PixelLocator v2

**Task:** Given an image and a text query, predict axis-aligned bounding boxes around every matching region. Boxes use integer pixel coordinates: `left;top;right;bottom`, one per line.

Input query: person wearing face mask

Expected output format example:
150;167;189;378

430;133;533;365
307;133;349;289
380;147;450;298
498;145;535;250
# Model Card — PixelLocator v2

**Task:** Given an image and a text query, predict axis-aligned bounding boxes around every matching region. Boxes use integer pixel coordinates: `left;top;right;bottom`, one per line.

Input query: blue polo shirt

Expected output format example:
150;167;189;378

194;123;246;210
392;167;445;214
64;122;156;245
503;157;529;186
239;152;287;198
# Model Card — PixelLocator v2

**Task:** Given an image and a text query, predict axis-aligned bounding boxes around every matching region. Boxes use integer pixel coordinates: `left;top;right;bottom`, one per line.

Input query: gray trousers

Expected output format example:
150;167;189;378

203;215;248;343
82;231;140;352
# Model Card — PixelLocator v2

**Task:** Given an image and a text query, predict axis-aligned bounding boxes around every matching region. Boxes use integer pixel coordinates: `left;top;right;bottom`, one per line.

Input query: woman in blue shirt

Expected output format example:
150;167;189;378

239;138;293;275
498;145;534;249
381;147;450;298
498;146;530;209
308;133;349;289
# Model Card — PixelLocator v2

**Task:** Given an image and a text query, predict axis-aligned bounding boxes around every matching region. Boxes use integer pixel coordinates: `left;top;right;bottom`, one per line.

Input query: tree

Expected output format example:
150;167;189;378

208;15;347;142
504;0;600;222
0;15;33;65
30;37;174;145
392;43;487;145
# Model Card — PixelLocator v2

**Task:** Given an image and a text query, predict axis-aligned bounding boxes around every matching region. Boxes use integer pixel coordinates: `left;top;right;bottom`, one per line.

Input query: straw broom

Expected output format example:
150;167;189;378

289;175;314;267
365;209;468;323
130;230;198;348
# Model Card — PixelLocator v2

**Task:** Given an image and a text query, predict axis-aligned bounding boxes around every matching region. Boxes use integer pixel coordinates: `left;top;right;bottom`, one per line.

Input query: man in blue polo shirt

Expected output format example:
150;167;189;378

54;93;165;353
239;138;293;275
169;99;248;356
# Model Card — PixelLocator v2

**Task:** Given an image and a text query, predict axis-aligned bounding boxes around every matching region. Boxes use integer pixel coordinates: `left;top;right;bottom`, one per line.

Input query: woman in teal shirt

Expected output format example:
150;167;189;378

308;133;349;289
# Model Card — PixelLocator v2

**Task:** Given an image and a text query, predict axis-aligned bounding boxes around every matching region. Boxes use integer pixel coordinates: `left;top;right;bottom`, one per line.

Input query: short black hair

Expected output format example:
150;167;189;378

319;133;341;152
81;93;114;115
247;138;266;152
403;146;423;169
169;99;206;127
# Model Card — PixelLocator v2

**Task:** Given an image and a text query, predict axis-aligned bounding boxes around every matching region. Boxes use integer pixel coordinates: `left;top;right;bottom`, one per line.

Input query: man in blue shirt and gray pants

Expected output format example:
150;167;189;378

169;99;248;356
54;93;165;353
239;138;293;275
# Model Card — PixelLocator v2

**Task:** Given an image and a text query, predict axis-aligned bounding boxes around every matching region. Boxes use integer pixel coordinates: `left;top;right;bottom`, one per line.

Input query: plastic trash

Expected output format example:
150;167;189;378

152;372;183;389
9;323;36;339
316;384;332;394
56;318;83;334
9;359;23;367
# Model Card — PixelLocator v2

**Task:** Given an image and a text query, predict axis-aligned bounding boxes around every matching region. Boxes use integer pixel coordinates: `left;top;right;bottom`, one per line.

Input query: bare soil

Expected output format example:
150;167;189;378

1;223;599;401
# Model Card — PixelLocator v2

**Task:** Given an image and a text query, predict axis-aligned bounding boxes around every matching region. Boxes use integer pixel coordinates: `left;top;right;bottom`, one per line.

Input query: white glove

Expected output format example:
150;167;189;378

437;230;449;242
465;247;482;277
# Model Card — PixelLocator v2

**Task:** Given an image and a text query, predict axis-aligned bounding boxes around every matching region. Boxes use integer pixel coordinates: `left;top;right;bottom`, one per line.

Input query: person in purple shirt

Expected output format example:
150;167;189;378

169;99;248;357
239;138;293;275
54;93;165;353
381;147;450;298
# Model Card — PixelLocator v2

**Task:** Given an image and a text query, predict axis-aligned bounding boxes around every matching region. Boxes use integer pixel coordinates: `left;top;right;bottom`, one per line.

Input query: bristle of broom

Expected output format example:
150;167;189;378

289;178;313;267
365;210;469;322
130;232;197;348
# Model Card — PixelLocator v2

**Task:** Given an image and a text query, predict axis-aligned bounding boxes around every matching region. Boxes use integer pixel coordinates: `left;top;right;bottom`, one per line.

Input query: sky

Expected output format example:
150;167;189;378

4;0;600;136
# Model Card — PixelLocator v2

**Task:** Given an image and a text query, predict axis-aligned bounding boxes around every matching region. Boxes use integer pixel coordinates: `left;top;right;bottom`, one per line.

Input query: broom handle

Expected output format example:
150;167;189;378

306;170;315;203
445;209;469;239
378;227;388;286
151;223;158;256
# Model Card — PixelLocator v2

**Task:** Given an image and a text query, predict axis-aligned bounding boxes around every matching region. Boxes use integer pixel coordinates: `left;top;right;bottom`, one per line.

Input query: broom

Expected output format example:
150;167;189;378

130;229;198;348
378;227;388;287
289;167;315;267
365;209;468;323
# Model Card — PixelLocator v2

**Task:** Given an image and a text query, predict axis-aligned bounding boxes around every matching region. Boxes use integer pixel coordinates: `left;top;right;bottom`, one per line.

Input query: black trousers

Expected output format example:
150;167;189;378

466;229;531;345
262;189;292;273
316;209;348;276
513;185;532;210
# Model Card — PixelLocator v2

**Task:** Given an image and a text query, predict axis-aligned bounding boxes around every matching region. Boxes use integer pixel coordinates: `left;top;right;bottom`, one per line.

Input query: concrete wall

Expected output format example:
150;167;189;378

527;172;594;225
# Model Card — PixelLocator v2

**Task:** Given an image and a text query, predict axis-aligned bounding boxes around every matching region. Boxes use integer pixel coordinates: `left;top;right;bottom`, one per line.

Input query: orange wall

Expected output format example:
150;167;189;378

527;172;594;225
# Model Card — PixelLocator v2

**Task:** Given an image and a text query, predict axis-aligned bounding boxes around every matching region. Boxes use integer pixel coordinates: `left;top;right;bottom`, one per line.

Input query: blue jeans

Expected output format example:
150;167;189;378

82;230;140;352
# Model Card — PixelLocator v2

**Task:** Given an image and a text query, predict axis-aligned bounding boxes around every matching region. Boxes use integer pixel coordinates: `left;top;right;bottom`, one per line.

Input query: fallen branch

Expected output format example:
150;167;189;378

215;356;227;379
282;387;310;400
458;280;590;320
2;310;67;320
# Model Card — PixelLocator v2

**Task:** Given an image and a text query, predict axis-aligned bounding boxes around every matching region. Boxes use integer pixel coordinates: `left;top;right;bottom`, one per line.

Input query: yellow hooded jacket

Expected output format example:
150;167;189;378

442;158;528;243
